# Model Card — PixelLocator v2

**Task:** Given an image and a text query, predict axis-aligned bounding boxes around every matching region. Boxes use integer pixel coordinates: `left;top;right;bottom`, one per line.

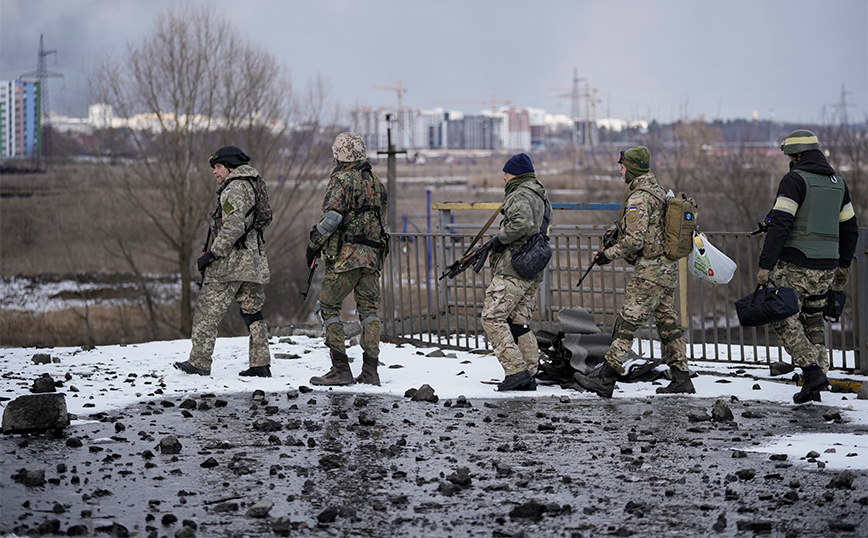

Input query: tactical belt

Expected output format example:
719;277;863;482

801;289;831;314
345;234;381;250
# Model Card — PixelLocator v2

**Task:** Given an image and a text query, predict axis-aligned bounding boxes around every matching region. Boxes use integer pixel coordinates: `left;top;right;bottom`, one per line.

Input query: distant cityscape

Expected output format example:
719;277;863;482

0;78;652;160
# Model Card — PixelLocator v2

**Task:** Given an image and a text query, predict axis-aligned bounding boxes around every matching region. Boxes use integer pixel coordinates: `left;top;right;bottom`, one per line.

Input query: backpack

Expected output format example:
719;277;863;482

239;175;273;245
637;188;698;260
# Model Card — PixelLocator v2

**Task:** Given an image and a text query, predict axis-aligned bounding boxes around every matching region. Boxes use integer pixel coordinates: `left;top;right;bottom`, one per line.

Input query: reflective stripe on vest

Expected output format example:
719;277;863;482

783;169;844;260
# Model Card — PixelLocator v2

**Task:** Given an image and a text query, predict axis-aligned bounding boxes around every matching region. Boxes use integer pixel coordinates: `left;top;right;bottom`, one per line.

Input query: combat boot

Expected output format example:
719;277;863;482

354;353;381;386
497;370;533;391
656;368;696;394
573;362;618;398
310;351;355;386
793;364;828;404
239;365;271;378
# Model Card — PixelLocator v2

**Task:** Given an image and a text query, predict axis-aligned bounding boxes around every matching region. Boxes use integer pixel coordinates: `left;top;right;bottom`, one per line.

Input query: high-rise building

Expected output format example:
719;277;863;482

0;79;41;159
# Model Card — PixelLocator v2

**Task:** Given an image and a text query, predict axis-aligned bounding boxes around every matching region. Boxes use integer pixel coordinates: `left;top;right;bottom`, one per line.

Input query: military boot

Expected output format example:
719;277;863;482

573;362;619;398
793;364;828;404
656;368;696;394
354;353;381;386
497;370;533;391
310;351;355;386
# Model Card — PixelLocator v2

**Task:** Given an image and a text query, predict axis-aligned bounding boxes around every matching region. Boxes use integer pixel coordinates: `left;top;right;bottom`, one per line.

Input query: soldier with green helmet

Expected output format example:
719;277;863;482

175;146;273;378
574;146;695;398
758;129;858;403
306;132;388;386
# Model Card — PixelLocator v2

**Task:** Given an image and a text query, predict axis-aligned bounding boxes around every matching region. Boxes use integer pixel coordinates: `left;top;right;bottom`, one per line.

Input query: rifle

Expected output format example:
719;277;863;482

439;236;499;280
196;227;213;289
749;214;771;236
302;261;317;300
438;204;503;281
575;226;619;288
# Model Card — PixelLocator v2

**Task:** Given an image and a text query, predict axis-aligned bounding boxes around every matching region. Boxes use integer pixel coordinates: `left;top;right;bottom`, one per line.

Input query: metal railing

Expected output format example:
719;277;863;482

379;206;867;372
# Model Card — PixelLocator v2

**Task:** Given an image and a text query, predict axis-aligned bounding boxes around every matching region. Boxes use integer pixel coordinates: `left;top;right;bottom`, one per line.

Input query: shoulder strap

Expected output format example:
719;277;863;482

518;182;551;237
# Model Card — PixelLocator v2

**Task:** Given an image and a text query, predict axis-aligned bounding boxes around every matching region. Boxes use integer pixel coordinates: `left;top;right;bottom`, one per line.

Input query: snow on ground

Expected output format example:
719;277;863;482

1;335;866;469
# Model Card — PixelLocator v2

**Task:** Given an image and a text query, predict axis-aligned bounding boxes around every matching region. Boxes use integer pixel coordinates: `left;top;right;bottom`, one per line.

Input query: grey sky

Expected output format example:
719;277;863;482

2;0;866;124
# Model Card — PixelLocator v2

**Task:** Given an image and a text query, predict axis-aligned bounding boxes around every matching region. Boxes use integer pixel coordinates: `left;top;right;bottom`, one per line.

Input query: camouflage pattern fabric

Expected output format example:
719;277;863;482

319;267;381;359
771;261;834;371
605;277;688;374
308;161;387;273
205;164;270;284
188;281;270;370
332;132;367;163
481;275;541;376
488;174;548;282
607;173;676;286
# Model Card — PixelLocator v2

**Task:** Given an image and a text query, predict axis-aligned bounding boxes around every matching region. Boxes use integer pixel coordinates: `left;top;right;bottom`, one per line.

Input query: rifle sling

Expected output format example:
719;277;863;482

461;204;502;257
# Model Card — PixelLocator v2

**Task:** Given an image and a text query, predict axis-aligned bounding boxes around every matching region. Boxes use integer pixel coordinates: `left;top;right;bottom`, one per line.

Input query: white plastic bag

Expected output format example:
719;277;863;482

688;232;737;284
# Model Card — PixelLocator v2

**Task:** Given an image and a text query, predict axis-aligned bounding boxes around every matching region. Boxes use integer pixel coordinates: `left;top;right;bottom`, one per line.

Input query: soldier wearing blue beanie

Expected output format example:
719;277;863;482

502;153;534;176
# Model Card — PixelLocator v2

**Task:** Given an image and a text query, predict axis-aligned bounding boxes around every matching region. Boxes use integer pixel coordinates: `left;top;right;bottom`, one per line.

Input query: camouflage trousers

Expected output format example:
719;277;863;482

606;277;687;374
481;275;541;376
771;261;834;372
189;281;271;370
318;267;381;358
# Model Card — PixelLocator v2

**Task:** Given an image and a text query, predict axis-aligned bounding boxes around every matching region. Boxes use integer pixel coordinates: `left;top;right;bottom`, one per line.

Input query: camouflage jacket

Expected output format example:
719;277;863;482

309;161;388;273
607;172;677;287
205;164;270;285
489;174;548;282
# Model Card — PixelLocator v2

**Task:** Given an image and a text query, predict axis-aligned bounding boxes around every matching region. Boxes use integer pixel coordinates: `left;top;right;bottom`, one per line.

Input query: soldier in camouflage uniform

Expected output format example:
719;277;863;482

481;153;549;392
175;146;272;377
758;129;858;403
574;146;695;398
306;132;388;386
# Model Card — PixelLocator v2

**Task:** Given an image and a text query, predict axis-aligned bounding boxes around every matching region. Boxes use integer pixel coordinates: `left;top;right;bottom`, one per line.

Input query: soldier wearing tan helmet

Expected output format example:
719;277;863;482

758;129;858;403
306;133;389;386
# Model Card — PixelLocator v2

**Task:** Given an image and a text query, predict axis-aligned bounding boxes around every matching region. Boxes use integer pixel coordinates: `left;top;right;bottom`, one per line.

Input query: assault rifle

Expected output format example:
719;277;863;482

438;203;503;281
575;226;619;288
439;236;499;280
302;261;318;300
196;227;213;289
749;214;771;236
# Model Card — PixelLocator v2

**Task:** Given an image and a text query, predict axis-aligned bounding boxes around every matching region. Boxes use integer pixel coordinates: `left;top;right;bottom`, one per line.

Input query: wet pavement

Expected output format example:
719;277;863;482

2;388;867;537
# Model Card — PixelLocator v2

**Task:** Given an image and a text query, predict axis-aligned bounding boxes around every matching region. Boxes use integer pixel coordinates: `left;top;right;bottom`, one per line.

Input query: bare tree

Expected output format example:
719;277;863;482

92;4;336;334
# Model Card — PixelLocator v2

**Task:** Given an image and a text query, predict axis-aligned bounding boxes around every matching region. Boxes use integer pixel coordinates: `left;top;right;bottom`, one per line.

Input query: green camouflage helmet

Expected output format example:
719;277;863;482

332;132;367;162
780;129;820;155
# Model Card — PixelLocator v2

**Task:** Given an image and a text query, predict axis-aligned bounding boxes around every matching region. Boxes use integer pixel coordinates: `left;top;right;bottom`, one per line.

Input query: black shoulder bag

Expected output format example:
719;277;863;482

511;192;552;279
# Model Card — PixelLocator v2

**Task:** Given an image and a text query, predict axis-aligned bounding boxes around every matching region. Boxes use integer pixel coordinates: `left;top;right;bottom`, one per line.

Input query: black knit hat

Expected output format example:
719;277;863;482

502;153;534;176
209;146;251;169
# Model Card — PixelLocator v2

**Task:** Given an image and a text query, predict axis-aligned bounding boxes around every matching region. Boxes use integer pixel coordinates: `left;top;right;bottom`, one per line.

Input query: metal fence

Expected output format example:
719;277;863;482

379;204;867;373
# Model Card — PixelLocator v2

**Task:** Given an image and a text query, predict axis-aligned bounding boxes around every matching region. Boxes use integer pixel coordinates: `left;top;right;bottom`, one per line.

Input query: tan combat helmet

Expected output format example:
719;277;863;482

332;132;367;163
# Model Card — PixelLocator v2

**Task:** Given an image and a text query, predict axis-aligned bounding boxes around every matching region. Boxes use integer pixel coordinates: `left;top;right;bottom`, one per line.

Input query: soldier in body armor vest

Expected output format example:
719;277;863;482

757;129;858;404
175;146;272;378
306;132;388;386
574;146;695;398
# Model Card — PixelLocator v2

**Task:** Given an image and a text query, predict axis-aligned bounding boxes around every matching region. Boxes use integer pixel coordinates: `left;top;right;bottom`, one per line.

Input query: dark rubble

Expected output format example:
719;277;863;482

1;390;866;538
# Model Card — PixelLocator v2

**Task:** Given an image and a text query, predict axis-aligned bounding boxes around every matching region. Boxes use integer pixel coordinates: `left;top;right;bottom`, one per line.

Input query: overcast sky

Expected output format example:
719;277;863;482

2;0;866;124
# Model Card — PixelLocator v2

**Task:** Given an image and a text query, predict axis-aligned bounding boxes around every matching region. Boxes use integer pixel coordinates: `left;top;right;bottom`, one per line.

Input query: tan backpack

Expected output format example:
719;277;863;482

637;188;698;260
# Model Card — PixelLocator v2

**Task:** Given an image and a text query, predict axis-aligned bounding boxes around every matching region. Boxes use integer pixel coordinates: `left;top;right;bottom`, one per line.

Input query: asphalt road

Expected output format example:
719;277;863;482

2;388;866;538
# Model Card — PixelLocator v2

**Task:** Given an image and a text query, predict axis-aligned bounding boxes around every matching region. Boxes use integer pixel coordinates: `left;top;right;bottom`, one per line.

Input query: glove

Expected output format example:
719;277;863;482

594;249;612;266
490;236;505;253
757;268;770;286
834;266;848;286
305;246;317;269
197;251;216;273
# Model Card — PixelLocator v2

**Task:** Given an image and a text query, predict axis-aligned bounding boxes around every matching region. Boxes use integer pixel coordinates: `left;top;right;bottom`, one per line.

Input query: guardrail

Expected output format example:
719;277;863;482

378;203;866;373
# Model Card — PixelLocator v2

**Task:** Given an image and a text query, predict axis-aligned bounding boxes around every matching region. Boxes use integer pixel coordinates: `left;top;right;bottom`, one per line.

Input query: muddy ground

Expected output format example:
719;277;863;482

2;388;866;538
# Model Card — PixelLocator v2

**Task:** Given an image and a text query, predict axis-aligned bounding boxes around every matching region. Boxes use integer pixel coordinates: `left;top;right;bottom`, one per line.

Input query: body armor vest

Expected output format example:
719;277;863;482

783;169;844;260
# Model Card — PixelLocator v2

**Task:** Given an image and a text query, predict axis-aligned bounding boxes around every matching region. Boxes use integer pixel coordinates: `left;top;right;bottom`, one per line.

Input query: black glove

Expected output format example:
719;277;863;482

594;249;612;266
305;246;317;269
490;236;505;253
197;251;216;272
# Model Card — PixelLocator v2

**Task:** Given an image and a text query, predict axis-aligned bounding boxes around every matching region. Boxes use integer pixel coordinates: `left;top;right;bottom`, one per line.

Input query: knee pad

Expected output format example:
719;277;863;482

506;317;531;344
657;322;683;345
240;309;264;328
804;314;825;345
612;314;639;341
360;312;379;328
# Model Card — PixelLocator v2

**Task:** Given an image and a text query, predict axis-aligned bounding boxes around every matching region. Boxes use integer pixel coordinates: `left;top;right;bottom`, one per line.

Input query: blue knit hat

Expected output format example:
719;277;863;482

502;153;534;175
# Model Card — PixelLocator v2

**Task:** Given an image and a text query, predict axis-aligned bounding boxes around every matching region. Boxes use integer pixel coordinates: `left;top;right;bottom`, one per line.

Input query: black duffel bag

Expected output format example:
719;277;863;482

735;281;800;327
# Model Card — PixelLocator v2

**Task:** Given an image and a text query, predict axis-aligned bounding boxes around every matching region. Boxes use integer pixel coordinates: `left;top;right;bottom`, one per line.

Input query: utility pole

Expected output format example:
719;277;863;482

377;113;406;234
20;34;63;163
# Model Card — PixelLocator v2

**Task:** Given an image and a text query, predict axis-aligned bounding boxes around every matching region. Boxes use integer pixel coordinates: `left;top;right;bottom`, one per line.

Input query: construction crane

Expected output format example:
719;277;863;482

372;81;408;108
431;95;512;114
